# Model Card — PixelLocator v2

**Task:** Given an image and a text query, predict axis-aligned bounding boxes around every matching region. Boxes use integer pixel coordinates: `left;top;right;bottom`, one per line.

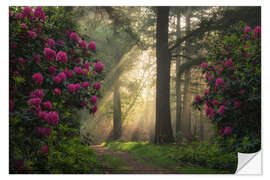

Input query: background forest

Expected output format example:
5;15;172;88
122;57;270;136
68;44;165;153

9;6;261;174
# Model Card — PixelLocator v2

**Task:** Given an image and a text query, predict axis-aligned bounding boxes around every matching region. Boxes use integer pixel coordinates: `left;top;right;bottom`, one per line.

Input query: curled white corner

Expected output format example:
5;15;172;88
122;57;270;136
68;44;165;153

235;150;262;175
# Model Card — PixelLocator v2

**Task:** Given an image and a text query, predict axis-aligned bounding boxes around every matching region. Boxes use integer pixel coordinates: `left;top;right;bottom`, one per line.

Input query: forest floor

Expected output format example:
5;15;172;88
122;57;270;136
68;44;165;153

91;144;176;174
90;142;231;174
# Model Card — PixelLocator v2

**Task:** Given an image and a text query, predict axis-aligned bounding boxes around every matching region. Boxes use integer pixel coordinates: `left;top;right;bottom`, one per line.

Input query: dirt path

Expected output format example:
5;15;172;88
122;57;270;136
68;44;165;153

90;145;178;174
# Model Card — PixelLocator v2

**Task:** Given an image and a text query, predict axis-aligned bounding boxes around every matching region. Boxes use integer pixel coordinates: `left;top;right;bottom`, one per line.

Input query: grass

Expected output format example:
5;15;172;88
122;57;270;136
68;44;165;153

100;154;133;173
102;141;232;174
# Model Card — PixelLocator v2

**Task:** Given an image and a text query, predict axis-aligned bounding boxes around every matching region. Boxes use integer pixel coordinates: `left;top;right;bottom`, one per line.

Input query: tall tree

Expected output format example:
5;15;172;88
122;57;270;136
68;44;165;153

175;10;182;134
154;7;174;143
181;7;192;140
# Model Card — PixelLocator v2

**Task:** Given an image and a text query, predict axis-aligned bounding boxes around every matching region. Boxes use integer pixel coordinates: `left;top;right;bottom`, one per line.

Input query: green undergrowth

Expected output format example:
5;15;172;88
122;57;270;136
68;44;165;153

100;154;133;173
102;141;236;174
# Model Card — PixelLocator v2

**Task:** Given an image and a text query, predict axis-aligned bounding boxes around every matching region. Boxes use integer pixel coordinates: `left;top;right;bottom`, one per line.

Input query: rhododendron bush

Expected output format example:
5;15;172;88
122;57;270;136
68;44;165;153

9;7;104;173
193;24;261;153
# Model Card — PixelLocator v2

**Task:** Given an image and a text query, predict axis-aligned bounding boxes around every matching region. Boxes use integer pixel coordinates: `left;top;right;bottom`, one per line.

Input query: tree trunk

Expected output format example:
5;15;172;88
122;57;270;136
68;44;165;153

154;7;174;144
175;12;182;134
113;79;122;139
181;8;192;140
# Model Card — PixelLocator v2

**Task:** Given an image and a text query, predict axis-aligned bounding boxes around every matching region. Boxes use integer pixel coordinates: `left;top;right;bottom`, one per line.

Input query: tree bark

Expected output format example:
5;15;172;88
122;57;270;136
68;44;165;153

113;79;122;139
181;7;192;140
175;12;182;134
154;7;174;144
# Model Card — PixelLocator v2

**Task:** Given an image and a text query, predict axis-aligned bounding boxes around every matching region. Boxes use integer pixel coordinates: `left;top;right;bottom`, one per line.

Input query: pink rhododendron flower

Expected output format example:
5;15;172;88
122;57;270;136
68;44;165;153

93;82;102;90
28;31;37;38
215;78;224;87
53;75;61;84
83;61;90;71
21;23;28;29
35;55;41;64
74;67;83;75
81;101;87;107
75;83;81;91
218;105;225;115
69;32;79;41
34;6;45;21
91;96;98;104
36;127;51;136
56;40;64;47
15;13;24;20
223;126;232;136
233;101;241;108
30;89;44;99
79;40;87;48
92;106;98;113
54;88;61;96
226;58;233;66
10;99;14;110
88;41;96;51
205;107;215;118
82;69;89;76
43;101;53;109
9;11;12;17
253;26;261;38
82;82;90;89
217;67;224;75
48;66;56;74
43;48;56;61
56;51;68;63
64;69;73;78
94;62;104;72
47;38;55;47
19;57;27;64
244;26;252;34
40;145;49;154
10;42;17;48
32;73;43;86
194;95;201;103
23;6;33;18
57;72;67;82
204;89;210;96
67;84;76;93
219;128;224;136
46;111;59;125
38;111;48;120
28;98;42;107
200;62;207;69
213;100;219;106
66;29;72;36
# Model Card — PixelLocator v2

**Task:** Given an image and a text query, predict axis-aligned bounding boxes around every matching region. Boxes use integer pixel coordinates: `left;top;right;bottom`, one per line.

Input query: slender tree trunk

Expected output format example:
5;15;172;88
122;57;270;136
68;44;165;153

181;8;192;140
154;7;174;144
175;12;182;134
113;79;122;139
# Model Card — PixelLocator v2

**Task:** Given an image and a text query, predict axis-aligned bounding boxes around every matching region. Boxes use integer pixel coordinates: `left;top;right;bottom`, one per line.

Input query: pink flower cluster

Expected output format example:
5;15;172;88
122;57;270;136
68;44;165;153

44;48;56;61
36;127;51;136
94;62;104;72
67;83;81;93
32;73;43;86
56;51;68;63
219;126;232;136
88;41;96;51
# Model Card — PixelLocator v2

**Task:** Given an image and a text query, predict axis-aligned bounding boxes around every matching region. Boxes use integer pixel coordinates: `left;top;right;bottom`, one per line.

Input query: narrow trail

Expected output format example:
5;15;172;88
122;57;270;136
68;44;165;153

90;145;179;174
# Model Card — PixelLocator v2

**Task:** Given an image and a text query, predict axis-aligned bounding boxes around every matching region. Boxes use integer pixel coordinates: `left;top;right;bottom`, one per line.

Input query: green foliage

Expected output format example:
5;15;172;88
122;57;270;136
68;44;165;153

193;23;261;153
103;141;233;173
173;140;237;172
47;137;102;174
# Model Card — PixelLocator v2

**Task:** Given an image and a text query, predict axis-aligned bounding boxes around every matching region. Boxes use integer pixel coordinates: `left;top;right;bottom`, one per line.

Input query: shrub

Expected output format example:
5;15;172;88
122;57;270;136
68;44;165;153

193;24;261;152
9;6;104;173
